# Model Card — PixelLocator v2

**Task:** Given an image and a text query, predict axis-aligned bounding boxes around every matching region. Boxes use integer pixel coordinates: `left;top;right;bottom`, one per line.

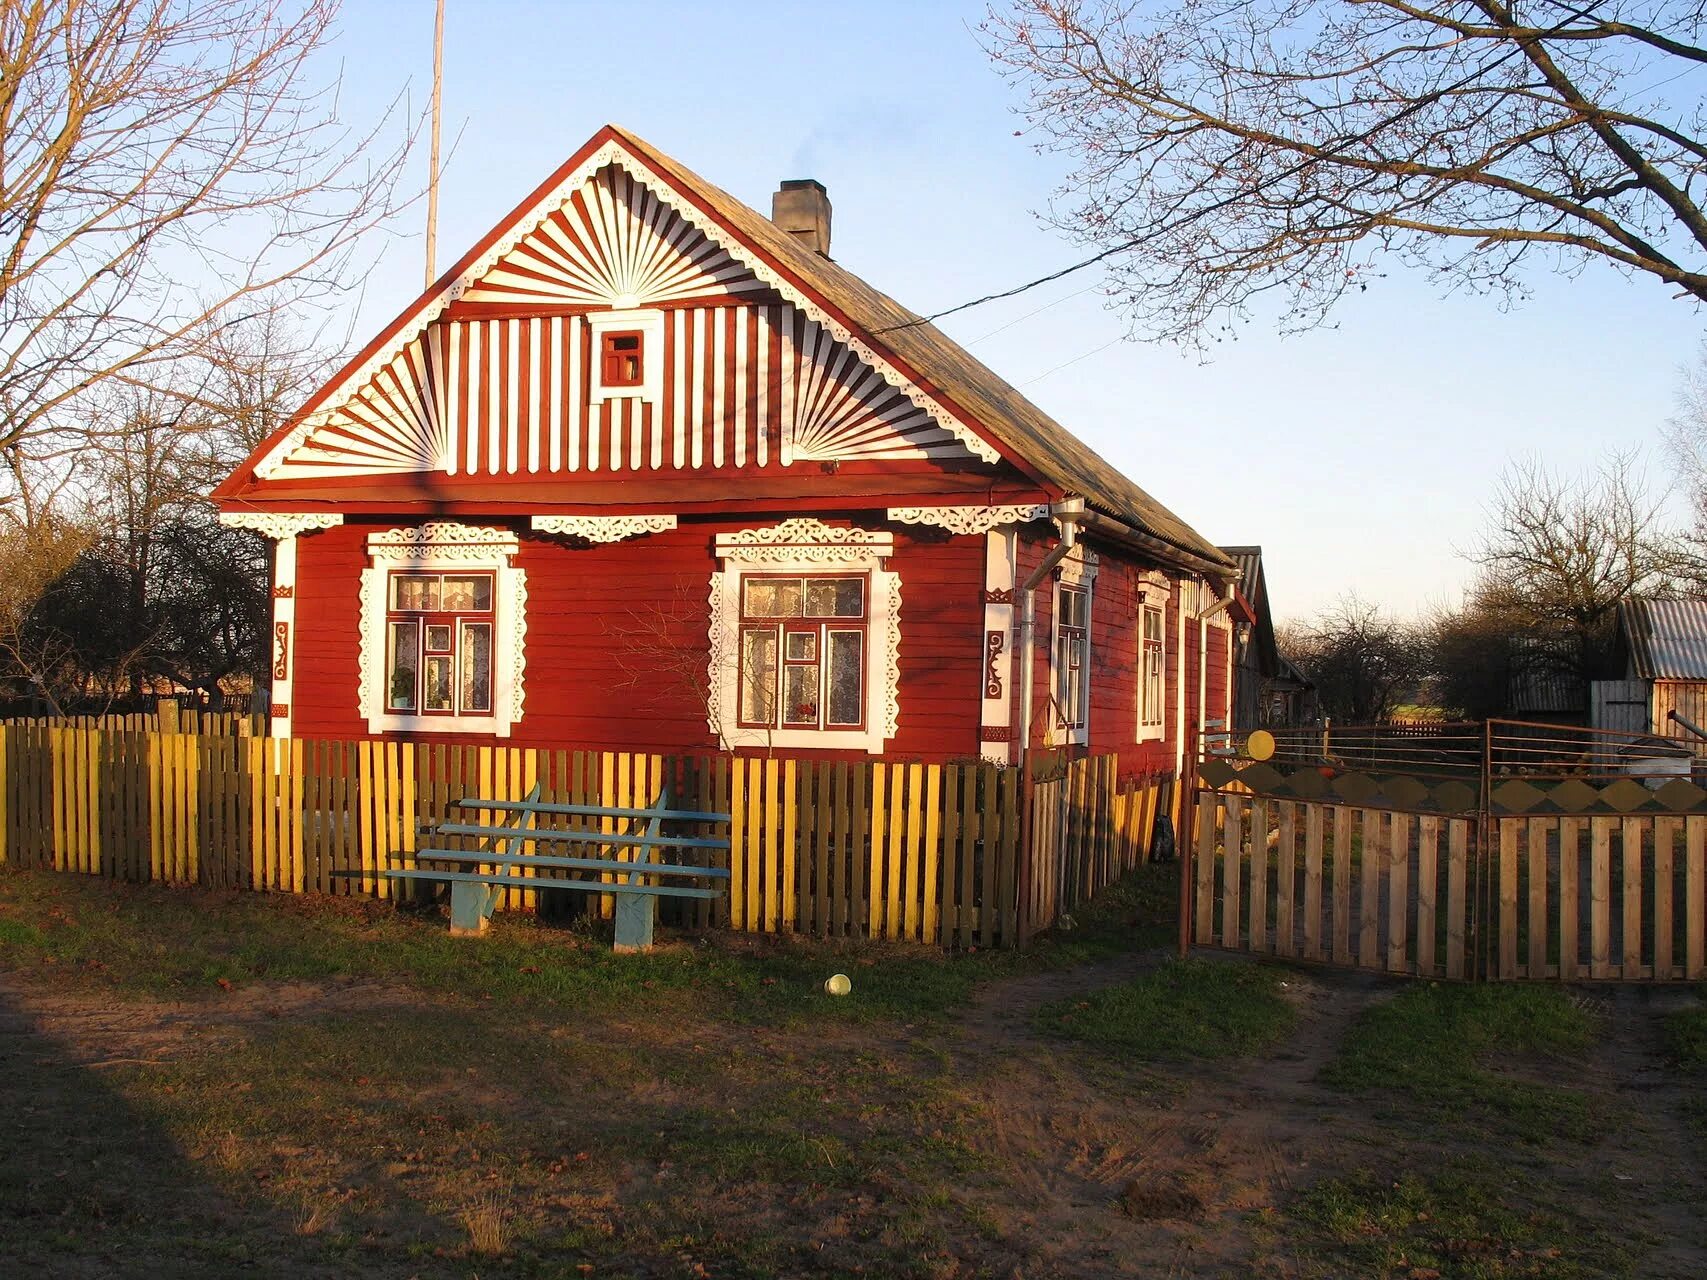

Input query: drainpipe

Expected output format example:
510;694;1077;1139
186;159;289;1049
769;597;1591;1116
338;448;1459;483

1014;498;1086;940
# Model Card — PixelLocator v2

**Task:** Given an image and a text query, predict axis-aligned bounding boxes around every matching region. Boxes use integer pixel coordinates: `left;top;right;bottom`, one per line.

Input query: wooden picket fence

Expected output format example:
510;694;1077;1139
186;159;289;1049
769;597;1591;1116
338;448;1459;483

1024;754;1173;941
0;724;1171;949
1491;814;1707;981
2;704;263;738
1192;794;1477;980
1190;793;1707;983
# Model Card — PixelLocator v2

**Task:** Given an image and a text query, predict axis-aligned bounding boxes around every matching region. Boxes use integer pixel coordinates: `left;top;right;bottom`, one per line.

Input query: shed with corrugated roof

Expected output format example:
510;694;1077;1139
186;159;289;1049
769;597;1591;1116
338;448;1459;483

1602;599;1707;751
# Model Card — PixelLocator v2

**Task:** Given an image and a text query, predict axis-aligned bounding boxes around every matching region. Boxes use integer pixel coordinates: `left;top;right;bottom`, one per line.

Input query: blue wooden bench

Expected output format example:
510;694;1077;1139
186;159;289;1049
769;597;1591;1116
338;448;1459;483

384;782;731;951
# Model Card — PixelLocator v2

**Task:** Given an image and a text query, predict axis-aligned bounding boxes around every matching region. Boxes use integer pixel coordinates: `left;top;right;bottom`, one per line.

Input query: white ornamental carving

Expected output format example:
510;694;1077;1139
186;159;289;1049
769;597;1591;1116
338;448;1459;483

255;141;999;478
531;514;677;542
704;565;900;749
714;518;893;566
886;505;1050;536
367;522;521;563
462;166;765;309
218;511;344;540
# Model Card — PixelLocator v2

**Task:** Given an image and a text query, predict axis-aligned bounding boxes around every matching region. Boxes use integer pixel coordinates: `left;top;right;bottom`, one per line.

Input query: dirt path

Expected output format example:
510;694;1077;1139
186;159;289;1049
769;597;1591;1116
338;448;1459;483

942;954;1393;1278
1573;988;1707;1280
0;977;421;1066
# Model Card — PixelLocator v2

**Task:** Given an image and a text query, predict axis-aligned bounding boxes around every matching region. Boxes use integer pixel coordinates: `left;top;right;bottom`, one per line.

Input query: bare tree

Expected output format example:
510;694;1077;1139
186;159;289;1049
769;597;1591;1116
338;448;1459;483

0;0;415;520
0;513;93;712
1282;595;1427;722
983;1;1707;341
1464;451;1686;687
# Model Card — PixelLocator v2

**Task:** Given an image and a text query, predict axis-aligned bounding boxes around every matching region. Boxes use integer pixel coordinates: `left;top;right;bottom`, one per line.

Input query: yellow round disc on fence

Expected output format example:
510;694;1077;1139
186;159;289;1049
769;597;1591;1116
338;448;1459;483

1246;730;1276;762
824;973;852;997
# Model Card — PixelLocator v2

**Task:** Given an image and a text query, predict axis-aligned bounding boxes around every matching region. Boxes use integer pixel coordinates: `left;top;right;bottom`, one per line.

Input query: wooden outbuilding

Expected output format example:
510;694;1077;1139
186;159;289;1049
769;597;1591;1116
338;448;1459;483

1596;598;1707;754
214;125;1240;780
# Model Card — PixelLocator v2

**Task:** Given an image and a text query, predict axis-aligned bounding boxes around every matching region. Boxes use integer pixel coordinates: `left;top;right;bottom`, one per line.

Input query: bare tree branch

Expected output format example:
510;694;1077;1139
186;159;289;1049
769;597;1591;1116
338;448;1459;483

0;0;417;519
983;0;1707;341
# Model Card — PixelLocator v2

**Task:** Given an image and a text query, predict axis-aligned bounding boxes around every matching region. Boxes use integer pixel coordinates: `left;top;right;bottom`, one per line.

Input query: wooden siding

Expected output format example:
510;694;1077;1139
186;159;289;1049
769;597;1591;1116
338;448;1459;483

290;519;986;759
1651;681;1707;759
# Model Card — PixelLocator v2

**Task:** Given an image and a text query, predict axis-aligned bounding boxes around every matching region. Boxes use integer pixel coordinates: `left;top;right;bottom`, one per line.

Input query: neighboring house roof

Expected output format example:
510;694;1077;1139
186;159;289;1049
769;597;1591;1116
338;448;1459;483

217;124;1232;576
1219;544;1277;675
1621;598;1707;680
1507;634;1586;714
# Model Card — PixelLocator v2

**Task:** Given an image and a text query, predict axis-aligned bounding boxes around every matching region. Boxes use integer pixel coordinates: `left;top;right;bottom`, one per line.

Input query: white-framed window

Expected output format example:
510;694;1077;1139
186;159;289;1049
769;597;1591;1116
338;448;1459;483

587;308;665;406
709;518;899;754
1137;573;1170;741
359;523;526;736
1050;547;1097;746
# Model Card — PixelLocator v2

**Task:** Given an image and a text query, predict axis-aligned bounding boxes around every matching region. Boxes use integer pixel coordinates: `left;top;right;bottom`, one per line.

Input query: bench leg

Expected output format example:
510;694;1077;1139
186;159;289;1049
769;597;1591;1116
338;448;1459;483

449;881;494;936
612;892;655;953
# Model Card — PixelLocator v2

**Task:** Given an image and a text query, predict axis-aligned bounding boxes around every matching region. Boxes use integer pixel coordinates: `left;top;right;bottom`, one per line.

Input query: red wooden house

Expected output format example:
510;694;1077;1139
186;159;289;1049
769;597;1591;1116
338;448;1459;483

214;125;1238;781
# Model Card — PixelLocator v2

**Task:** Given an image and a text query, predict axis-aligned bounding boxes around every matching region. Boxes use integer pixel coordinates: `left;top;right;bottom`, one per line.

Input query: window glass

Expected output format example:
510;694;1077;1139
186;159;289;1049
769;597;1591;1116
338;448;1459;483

826;631;863;726
460;623;492;712
441;575;491;611
744;578;803;618
425;623;452;652
805;578;863;617
387;620;419;710
785;631;817;661
422;655;454;711
740;628;778;723
783;664;819;725
392;575;439;612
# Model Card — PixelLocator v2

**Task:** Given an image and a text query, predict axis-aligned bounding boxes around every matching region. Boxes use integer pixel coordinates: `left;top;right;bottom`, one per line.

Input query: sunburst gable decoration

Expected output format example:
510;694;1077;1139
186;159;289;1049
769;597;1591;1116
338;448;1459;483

266;336;446;478
461;165;766;309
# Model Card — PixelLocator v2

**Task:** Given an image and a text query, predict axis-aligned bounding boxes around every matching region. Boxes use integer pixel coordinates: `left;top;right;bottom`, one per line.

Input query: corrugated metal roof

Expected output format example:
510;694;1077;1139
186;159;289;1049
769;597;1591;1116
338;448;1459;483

1219;546;1263;599
1622;598;1707;680
614;127;1235;574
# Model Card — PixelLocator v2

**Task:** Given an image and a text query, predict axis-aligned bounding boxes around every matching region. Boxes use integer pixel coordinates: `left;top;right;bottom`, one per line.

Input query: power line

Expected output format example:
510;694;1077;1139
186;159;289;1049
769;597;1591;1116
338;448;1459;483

1018;336;1124;388
964;283;1098;345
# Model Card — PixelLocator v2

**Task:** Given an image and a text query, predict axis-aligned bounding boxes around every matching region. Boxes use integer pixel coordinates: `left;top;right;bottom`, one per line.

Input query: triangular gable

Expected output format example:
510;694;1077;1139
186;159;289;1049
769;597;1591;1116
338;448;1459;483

460;165;765;308
239;132;1003;487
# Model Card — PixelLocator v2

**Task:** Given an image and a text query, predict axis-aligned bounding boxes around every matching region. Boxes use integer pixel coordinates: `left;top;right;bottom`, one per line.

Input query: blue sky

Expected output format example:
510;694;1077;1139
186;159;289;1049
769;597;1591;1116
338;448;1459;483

323;0;1701;623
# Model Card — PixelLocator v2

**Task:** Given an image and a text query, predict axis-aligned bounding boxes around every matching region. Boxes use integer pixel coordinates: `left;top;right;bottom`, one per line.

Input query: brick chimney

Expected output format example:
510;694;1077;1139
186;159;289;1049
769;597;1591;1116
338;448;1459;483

771;179;831;256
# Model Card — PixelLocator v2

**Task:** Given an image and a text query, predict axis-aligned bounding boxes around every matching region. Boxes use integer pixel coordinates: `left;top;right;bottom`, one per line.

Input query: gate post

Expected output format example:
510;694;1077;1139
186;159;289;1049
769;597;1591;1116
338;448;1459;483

1178;718;1201;958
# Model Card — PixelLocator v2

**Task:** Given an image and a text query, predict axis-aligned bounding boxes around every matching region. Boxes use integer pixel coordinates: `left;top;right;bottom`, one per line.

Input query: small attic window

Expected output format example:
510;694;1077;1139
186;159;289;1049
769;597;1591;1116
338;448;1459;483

601;331;643;387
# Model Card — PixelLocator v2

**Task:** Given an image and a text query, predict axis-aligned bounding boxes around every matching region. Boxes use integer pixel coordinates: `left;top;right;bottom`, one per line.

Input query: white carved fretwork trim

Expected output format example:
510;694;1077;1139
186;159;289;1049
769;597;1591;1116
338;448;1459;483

254;139;1000;478
886;505;1050;536
219;511;344;540
706;531;901;755
358;522;527;736
531;514;678;543
367;522;521;563
714;517;893;566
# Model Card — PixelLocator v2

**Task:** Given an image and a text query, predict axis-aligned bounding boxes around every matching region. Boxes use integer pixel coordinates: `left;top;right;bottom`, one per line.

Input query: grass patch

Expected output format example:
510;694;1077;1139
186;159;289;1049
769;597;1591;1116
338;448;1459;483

1289;1164;1633;1279
1038;957;1296;1059
1663;996;1707;1071
1323;984;1600;1143
0;860;1182;1027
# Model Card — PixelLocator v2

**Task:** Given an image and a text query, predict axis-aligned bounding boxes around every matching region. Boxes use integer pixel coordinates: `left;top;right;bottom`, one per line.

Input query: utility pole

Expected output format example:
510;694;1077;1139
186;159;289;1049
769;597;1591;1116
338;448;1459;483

425;0;445;287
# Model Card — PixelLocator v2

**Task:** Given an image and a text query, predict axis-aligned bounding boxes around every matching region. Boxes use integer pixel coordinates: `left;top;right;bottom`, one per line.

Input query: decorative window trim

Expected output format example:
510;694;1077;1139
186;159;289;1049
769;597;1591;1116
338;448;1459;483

714;517;893;565
1136;568;1170;742
587;308;665;405
253;140;1000;478
531;514;677;543
885;504;1049;536
358;524;526;736
218;511;344;540
708;522;898;754
1050;547;1098;747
